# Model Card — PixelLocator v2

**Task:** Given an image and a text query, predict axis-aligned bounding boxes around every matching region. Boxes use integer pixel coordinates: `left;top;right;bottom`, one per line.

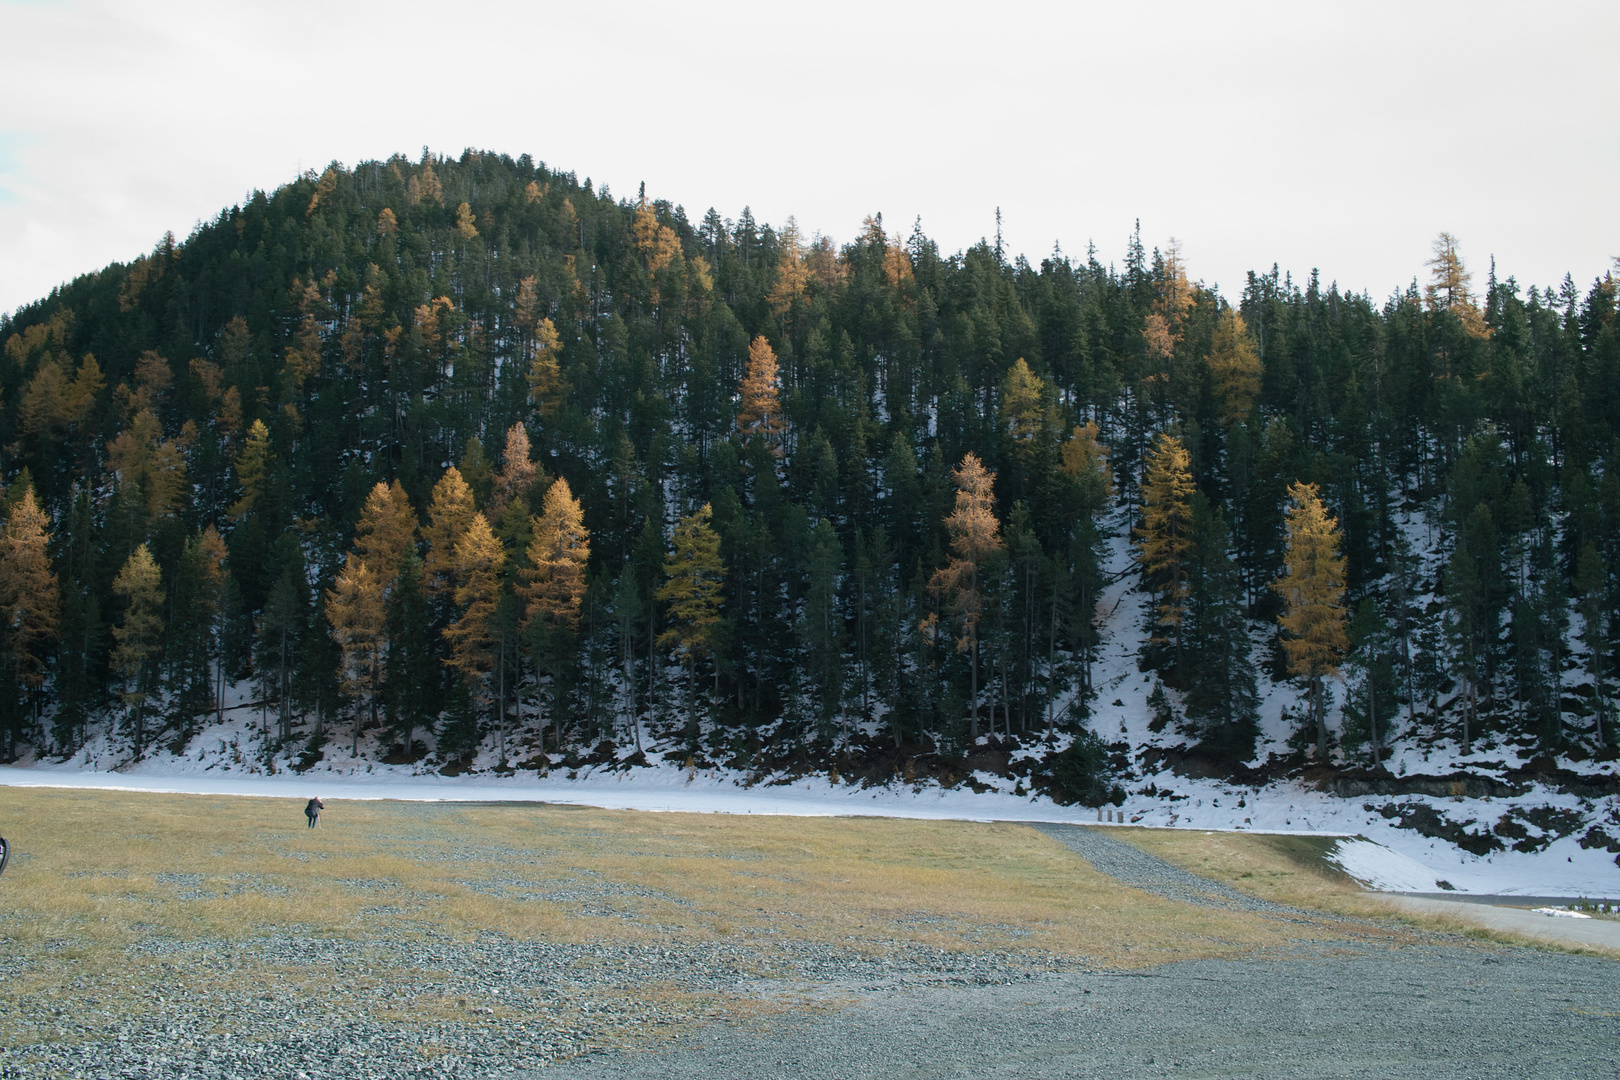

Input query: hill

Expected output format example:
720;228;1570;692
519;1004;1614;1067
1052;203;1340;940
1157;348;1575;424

0;149;1616;871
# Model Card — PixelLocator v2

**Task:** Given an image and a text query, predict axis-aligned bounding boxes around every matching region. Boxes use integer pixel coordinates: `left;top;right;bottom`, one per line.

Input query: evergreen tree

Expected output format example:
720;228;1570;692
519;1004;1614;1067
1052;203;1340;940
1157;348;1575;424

1341;598;1402;765
383;552;435;758
1182;496;1258;760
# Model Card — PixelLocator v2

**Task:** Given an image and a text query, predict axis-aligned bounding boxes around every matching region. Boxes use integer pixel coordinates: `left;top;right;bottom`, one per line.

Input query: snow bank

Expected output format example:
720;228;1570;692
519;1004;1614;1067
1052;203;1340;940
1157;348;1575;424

1328;838;1448;892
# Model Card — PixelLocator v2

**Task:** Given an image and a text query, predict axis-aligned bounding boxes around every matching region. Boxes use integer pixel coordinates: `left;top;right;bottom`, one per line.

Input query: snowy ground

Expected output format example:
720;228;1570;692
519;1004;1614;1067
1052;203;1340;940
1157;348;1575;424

5;745;1616;898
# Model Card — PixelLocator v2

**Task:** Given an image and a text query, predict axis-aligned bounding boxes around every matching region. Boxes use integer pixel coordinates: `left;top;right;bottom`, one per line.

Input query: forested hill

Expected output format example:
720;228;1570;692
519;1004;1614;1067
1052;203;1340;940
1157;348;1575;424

0;149;1616;797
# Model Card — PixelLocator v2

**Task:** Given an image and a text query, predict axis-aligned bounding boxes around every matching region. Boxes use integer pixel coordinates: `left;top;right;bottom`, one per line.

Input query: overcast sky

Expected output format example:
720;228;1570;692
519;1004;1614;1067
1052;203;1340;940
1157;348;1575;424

2;0;1616;318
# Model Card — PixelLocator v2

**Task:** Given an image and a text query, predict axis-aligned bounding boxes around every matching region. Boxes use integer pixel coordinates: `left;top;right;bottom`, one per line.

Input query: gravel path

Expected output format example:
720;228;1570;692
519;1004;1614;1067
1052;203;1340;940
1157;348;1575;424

1026;823;1304;914
523;944;1620;1080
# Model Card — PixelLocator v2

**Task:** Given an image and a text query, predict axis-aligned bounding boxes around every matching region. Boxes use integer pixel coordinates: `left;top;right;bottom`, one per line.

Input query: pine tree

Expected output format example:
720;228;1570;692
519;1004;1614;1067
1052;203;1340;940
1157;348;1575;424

258;555;310;745
1575;542;1610;747
166;527;225;741
1341;598;1401;766
383;552;435;758
926;453;1003;739
657;504;726;745
1135;433;1195;674
1271;481;1349;759
797;519;846;743
112;544;164;757
1182;496;1258;760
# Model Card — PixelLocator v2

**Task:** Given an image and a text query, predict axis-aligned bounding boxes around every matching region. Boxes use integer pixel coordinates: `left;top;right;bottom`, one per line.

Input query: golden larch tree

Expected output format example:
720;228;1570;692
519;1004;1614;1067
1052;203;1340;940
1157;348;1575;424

657;503;727;741
1208;309;1261;425
527;318;567;419
1424;232;1489;340
1000;358;1052;448
736;336;786;453
1271;481;1349;758
227;419;273;522
112;544;164;757
1135;433;1195;663
766;216;810;317
520;478;591;637
422;466;476;600
326;554;387;731
926;453;1003;738
1061;422;1115;501
442;512;505;712
0;487;60;701
353;480;416;595
633;198;681;279
488;423;539;522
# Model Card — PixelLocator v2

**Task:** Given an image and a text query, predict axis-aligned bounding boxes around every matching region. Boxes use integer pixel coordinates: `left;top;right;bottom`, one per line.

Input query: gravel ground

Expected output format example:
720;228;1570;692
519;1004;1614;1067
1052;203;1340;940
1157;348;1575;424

1026;823;1305;914
526;944;1620;1080
0;923;1076;1079
9;820;1617;1079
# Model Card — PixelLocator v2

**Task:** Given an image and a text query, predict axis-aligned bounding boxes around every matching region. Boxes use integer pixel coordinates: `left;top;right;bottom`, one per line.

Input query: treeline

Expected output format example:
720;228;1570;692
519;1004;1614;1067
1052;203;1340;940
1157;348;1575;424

0;149;1616;781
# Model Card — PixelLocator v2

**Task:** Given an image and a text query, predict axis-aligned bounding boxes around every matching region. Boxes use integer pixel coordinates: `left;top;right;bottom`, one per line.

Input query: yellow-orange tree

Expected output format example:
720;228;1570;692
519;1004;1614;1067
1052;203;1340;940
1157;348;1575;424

441;513;505;759
325;554;386;734
927;453;1003;739
1135;433;1195;673
0;488;59;751
111;544;163;758
520;478;591;753
1207;310;1261;426
1271;481;1349;758
736;336;786;454
353;480;416;594
658;504;726;746
422;466;475;602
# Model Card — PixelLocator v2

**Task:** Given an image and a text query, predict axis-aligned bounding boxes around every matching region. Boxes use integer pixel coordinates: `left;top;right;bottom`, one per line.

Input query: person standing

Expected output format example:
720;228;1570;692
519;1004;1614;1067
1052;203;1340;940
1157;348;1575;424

304;797;325;828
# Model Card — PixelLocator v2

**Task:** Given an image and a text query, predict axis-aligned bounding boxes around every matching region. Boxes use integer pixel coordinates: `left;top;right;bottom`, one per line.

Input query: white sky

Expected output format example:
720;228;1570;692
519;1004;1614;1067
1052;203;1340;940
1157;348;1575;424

2;0;1616;318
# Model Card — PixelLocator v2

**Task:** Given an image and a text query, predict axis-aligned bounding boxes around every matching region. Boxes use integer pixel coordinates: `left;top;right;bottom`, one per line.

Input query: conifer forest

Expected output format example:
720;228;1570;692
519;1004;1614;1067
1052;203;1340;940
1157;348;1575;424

1;150;1616;798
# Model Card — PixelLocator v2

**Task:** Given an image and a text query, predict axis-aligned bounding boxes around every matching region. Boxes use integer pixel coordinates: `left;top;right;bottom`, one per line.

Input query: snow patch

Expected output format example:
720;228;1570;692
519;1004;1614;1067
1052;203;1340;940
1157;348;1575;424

1328;838;1447;892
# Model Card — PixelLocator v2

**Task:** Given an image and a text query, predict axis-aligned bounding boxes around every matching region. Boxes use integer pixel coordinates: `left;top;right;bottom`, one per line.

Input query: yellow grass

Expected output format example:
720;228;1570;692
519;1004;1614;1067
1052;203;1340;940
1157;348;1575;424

0;787;1435;1051
0;788;1377;967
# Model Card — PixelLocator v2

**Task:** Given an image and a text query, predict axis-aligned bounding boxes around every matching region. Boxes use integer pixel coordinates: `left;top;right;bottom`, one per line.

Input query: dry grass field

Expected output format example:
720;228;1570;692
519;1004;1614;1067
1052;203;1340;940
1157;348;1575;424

0;787;1457;1073
0;787;1385;964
